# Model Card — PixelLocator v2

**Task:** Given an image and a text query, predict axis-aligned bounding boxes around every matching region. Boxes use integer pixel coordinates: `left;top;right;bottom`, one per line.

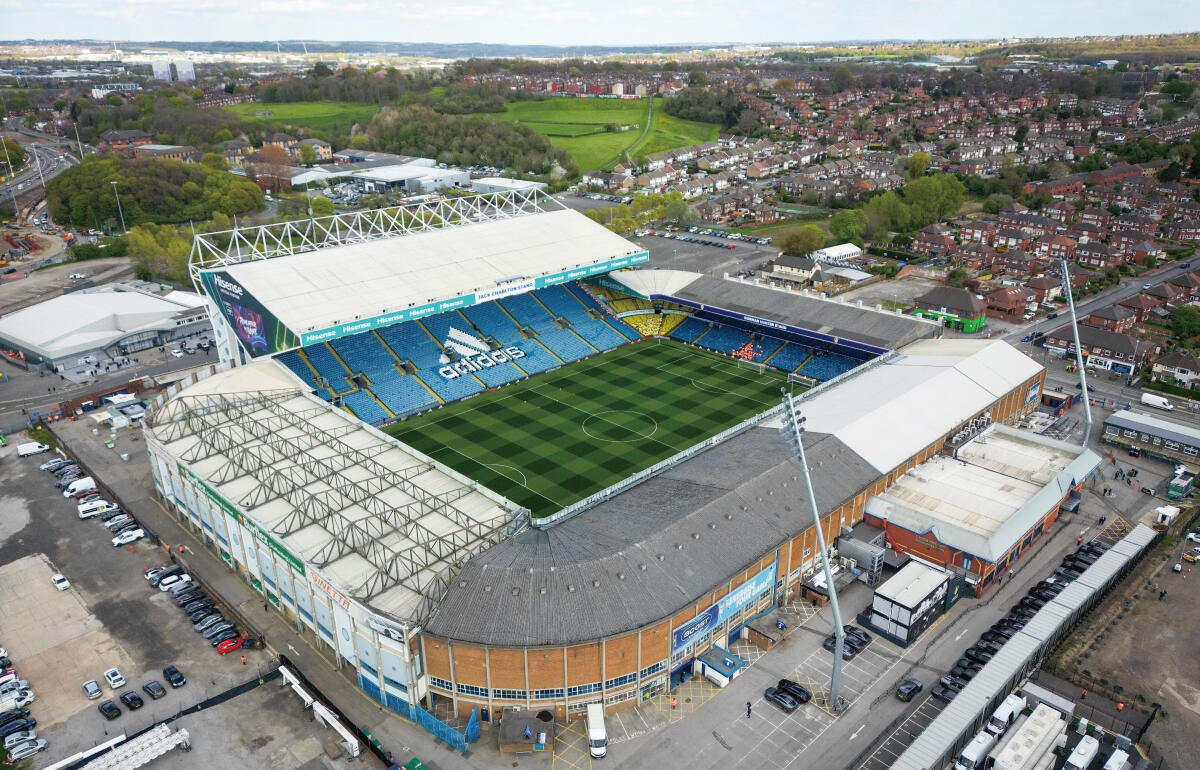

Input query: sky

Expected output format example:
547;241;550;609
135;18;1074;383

2;0;1198;47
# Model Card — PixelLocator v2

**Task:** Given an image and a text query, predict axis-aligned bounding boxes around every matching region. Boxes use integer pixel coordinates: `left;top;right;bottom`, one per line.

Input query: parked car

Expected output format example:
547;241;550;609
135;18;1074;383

183;598;214;614
843;625;872;646
763;686;799;713
51;573;70;591
1019;597;1046;611
0;709;31;728
3;729;37;750
6;738;47;760
950;666;979;681
0;717;36;739
174;591;203;607
120;692;144;710
965;647;994;665
163;665;186;688
980;631;1010;646
895;678;923;702
39;457;67;471
775;678;811;704
939;675;968;692
97;700;120;720
822;636;857;660
211;629;240;647
203;621;235;640
194;614;223;632
111;528;146;547
216;637;244;655
142;680;167;700
190;608;219;623
103;668;125;688
931;685;958;704
82;679;102;699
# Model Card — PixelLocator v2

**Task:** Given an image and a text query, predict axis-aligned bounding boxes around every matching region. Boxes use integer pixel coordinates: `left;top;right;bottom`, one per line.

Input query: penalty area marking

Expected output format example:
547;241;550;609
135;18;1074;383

485;463;529;487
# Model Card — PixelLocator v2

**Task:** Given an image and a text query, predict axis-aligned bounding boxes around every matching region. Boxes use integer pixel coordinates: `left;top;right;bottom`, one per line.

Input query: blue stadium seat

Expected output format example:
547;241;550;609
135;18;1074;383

798;352;860;382
303;344;353;393
565;282;605;312
693;325;751;355
419;370;484;402
377;321;443;369
606;317;641;340
498;293;558;334
331;333;399;380
340;390;390;424
532;284;592;325
511;341;560;374
573;319;629;351
460;303;524;345
764;343;813;373
471;360;526;388
276;350;323;392
371;375;440;417
418;312;477;352
535;328;596;362
667;317;709;343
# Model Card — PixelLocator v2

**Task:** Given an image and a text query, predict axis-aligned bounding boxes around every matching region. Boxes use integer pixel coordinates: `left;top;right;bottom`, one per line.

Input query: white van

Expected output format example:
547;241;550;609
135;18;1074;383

953;729;996;770
986;692;1027;736
1102;748;1130;770
63;477;96;498
78;499;117;519
586;703;607;759
16;443;50;457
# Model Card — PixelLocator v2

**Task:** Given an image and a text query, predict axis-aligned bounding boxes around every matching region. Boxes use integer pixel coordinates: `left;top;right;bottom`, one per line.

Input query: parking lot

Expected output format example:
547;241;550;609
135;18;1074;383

0;439;353;768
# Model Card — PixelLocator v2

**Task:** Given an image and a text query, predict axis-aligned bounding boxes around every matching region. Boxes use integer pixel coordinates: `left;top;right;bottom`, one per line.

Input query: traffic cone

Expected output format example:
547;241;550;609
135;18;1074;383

128;546;134;552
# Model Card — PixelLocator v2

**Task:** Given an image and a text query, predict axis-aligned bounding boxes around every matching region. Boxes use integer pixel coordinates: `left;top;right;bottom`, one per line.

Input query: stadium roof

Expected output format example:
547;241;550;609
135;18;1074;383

792;339;1043;474
866;425;1100;562
199;207;644;338
424;426;879;647
610;272;937;353
0;286;204;361
146;360;517;625
426;338;1046;646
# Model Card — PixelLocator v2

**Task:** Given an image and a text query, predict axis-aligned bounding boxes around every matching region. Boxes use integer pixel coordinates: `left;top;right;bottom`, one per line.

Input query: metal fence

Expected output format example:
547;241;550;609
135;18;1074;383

413;703;478;755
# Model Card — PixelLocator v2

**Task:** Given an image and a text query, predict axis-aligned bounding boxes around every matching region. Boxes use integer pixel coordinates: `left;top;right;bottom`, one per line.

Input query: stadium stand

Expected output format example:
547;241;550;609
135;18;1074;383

691;324;751;355
623;314;662;336
605;317;640;340
798;351;860;381
276;350;325;393
371;373;440;415
659;314;687;336
512;341;560;374
608;297;654;314
760;342;811;372
419;368;484;402
377;321;442;367
303;343;354;394
565;282;607;313
498;293;558;334
331;333;400;381
459;303;525;346
667;317;711;343
574;318;632;350
340;389;391;424
532;284;593;325
536;328;597;362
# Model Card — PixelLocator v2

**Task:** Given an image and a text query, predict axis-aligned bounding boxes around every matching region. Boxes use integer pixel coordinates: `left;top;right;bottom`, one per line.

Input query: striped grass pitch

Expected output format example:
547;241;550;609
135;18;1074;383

386;339;793;519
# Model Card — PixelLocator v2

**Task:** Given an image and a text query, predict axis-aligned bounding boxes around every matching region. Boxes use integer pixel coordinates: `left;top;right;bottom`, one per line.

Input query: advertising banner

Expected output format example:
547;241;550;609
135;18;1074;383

199;270;300;358
671;563;778;653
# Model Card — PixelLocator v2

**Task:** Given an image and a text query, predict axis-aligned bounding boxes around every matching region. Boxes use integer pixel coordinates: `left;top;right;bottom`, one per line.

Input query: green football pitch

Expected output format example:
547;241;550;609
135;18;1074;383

385;339;794;519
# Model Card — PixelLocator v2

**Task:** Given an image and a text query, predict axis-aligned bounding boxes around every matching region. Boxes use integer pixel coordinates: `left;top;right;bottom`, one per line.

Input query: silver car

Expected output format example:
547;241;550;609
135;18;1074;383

82;679;102;699
3;730;36;750
7;738;47;760
194;614;223;632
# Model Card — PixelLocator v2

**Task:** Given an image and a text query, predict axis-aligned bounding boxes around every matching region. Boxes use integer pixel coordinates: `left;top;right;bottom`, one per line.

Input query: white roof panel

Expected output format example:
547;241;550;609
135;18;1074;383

212;208;644;335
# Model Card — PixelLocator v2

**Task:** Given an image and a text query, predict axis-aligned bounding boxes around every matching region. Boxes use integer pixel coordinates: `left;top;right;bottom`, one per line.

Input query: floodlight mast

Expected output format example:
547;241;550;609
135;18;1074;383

780;389;845;712
1060;257;1093;446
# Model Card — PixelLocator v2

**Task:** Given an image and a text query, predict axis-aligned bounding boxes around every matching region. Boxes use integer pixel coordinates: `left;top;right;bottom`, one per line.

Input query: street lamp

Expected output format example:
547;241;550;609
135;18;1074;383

110;180;127;233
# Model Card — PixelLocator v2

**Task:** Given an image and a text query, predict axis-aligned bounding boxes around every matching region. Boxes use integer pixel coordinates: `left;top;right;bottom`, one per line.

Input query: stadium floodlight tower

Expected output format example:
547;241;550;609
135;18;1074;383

1059;257;1093;445
780;388;846;713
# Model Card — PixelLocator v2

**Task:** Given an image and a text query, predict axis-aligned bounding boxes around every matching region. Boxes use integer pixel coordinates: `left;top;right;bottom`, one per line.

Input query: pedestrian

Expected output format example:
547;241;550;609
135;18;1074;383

670;696;677;710
1081;689;1087;699
1077;536;1083;545
746;701;751;718
263;602;269;612
241;655;247;666
1008;569;1014;579
177;544;184;553
998;576;1004;586
1160;590;1167;601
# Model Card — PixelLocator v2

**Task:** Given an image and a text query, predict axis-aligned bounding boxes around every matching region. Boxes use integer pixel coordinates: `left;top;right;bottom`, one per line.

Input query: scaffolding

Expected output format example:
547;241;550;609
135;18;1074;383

148;388;518;624
79;724;191;769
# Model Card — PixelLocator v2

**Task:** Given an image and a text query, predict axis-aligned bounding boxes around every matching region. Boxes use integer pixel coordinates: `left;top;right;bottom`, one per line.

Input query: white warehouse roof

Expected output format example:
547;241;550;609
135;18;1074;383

206;208;644;336
796;339;1043;474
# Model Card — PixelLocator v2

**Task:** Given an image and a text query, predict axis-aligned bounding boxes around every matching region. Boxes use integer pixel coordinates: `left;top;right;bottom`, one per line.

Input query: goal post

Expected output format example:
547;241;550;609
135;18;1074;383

736;359;767;375
789;372;818;388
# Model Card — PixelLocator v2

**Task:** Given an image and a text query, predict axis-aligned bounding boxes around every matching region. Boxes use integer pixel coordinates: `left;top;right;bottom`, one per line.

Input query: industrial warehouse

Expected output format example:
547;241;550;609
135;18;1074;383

139;193;1096;742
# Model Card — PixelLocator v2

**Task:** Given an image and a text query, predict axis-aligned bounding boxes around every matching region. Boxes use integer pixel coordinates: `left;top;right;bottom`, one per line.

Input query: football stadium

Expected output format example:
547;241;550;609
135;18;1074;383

142;192;1062;736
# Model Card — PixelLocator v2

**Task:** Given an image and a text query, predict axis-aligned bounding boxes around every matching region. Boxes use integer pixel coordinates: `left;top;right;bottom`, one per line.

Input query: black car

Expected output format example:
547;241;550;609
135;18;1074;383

174;591;203;607
189;608;218;623
975;640;1003;655
895;678;923;702
823;636;858;660
938;675;967;692
930;685;958;704
1036;581;1066;595
843;625;872;646
965;647;994;664
183;598;215;614
990;622;1019;637
980;631;1010;646
211;628;240;646
100;509;126;522
1019;597;1046;611
950;666;978;681
1073;550;1099;566
1004;613;1030;628
763;686;799;713
98;700;120;720
0;708;30;727
1030;588;1059;602
1081;542;1109;555
1053;567;1082;582
142;680;166;700
776;678;811;704
163;665;186;688
120;692;144;710
1011;604;1038;619
954;658;984;673
0;717;35;738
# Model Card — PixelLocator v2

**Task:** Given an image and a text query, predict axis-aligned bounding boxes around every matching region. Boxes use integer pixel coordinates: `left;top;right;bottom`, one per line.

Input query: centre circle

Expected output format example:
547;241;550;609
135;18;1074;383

581;410;659;443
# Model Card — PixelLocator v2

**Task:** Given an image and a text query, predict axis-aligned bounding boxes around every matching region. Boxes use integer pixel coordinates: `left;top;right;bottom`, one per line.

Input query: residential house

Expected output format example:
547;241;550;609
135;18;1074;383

955;243;996;270
300;138;332;162
985;286;1034;319
1027;275;1062;305
1075;242;1123;269
959;220;998;245
99;129;153;152
131;144;199;163
912;286;987;333
264;132;299;157
1152;350;1200;387
1083;304;1136;333
911;225;958;257
770;255;823;286
1118;293;1163;323
1041;323;1157;374
1144;282;1185;307
994;227;1032;251
1170;271;1200;303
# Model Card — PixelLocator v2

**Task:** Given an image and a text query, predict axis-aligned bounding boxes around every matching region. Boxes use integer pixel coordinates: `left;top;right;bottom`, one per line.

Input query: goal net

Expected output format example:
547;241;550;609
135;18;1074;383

736;359;767;375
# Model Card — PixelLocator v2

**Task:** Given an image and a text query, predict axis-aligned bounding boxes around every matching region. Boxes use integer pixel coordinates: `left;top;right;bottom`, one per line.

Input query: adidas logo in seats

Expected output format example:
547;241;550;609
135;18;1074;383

438;327;526;380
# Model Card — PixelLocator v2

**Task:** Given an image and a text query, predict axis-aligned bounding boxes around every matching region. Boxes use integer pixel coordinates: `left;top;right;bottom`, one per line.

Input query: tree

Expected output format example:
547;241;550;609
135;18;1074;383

831;65;854;93
310;196;335;217
983;193;1014;214
775;78;796;91
1158;162;1183;182
0;138;26;173
947;268;968;288
782;224;826;256
348;134;371;150
829;209;868;245
664;199;698;225
298;143;317;166
1171;304;1200;339
906;151;931;180
199;152;228;171
1143;254;1158;269
1014;124;1029;148
257;145;291;183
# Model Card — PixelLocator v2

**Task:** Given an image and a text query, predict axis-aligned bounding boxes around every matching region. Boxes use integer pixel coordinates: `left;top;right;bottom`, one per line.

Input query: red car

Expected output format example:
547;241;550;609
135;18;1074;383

215;638;243;655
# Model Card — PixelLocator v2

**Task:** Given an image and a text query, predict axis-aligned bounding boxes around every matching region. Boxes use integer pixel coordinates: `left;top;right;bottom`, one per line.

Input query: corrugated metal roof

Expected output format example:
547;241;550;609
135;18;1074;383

1104;410;1200;448
891;524;1157;770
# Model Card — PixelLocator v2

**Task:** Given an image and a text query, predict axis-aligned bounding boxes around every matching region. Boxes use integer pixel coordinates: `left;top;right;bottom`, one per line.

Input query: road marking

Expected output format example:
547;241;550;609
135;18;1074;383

955;628;967;641
287;643;298;653
850;723;866;740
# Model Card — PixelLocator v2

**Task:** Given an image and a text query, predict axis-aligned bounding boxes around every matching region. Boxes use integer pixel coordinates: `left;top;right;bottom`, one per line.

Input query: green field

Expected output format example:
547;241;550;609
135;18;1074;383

386;339;789;518
222;101;379;133
472;97;719;172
